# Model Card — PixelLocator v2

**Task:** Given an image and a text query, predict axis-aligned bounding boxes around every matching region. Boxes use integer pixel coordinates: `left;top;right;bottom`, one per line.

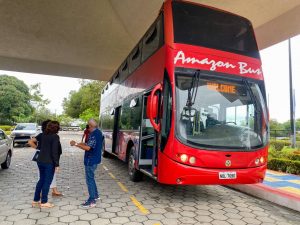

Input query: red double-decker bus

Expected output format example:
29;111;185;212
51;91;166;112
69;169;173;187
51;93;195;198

100;0;268;185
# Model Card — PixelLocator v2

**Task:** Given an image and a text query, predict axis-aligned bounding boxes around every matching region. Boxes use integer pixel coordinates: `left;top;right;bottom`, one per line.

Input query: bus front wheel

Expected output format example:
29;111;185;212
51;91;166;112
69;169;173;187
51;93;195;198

128;147;143;182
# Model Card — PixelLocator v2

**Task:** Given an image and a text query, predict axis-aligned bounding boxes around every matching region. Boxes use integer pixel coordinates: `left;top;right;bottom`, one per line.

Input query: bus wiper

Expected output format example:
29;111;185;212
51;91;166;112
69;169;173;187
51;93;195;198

186;70;201;108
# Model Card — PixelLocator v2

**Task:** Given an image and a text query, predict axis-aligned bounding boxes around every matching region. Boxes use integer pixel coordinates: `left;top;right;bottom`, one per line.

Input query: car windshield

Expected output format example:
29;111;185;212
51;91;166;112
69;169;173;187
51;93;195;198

175;70;268;150
15;124;36;130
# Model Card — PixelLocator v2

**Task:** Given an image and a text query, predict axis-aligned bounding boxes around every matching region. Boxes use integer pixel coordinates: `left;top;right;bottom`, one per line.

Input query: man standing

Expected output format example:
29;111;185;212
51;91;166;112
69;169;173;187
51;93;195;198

70;118;103;208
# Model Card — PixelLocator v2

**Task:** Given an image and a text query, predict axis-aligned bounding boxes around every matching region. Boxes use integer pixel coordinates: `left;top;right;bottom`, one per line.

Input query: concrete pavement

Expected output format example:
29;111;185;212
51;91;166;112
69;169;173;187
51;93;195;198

0;132;300;225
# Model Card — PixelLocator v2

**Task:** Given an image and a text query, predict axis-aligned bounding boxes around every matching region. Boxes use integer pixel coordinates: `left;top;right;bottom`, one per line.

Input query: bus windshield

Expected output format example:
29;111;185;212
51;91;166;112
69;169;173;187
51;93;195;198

172;1;259;58
175;70;268;150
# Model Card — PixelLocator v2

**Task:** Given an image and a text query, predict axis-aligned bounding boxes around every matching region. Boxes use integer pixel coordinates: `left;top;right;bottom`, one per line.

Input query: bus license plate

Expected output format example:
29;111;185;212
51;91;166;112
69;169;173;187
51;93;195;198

219;171;237;179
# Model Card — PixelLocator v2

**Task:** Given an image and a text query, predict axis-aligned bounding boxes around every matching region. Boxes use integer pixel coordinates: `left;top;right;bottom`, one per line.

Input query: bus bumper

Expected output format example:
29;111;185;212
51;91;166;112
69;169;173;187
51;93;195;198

157;153;267;185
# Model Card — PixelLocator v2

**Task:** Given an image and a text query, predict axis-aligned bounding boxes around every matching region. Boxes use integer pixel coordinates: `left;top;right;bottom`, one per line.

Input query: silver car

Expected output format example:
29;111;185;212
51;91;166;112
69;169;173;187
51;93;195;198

0;129;13;169
10;123;40;147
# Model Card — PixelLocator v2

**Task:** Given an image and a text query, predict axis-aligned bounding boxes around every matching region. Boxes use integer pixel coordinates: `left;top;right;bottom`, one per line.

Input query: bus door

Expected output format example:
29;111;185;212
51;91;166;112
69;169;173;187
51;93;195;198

138;92;160;176
112;106;121;155
138;94;155;174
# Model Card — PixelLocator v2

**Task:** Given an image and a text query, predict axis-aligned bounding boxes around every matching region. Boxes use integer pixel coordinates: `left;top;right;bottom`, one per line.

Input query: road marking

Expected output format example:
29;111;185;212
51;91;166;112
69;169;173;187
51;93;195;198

103;165;108;171
117;182;128;193
105;167;149;215
264;177;281;182
130;196;149;214
267;170;285;176
108;172;116;179
278;186;300;196
289;180;300;185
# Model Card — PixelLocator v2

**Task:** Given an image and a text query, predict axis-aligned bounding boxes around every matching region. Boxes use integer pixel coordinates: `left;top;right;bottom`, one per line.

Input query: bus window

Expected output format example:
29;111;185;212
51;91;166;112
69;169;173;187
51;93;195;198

129;43;142;74
120;99;142;131
142;97;154;136
172;1;259;58
119;61;129;82
226;105;255;128
175;71;267;149
101;110;114;131
142;14;164;62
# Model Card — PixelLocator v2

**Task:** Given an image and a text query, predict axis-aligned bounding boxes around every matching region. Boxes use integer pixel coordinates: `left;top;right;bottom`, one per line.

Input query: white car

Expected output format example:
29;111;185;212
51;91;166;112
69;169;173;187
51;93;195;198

0;129;13;169
10;123;40;147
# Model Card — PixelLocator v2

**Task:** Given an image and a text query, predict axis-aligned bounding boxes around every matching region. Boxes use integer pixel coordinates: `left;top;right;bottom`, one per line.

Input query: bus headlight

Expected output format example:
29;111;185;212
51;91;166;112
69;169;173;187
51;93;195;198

255;158;260;165
260;157;264;164
180;154;188;163
189;156;196;164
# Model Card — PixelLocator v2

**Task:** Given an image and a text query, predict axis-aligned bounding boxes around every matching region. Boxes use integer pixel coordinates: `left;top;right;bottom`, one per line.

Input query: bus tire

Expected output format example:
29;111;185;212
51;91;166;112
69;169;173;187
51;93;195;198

128;147;143;182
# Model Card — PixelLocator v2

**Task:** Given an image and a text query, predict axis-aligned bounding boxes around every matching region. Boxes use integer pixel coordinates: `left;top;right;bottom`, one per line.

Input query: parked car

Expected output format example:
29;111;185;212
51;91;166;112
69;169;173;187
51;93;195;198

10;123;40;147
0;128;13;169
70;126;81;131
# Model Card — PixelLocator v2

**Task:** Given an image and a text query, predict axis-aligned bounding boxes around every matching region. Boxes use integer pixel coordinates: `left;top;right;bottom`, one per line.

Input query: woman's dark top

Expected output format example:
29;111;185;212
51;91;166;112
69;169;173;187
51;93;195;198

37;133;62;167
35;133;42;150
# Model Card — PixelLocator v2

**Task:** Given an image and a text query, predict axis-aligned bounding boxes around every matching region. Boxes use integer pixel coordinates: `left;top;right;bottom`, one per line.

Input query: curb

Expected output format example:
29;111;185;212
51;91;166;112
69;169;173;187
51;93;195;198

227;183;300;212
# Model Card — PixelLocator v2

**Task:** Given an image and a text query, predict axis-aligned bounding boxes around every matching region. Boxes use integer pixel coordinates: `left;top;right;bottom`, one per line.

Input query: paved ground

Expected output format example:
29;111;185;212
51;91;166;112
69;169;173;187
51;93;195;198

0;132;300;225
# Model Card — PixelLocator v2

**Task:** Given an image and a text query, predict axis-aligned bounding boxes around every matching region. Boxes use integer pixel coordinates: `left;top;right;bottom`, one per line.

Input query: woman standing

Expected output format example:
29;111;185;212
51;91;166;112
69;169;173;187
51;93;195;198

29;120;63;196
32;121;61;208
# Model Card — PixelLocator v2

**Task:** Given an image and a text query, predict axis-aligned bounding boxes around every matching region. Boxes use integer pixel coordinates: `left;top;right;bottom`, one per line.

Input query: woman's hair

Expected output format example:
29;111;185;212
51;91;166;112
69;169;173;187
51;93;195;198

45;121;60;135
41;119;51;132
86;124;89;129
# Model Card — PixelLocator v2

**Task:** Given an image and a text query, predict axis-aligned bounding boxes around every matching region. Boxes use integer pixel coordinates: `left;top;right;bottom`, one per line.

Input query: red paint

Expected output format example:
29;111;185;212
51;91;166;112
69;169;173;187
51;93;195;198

172;45;263;80
251;183;300;201
157;150;267;185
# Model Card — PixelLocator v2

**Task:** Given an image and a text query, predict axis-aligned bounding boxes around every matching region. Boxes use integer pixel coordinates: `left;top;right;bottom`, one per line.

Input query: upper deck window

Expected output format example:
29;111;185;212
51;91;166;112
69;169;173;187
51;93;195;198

142;14;164;61
172;2;259;58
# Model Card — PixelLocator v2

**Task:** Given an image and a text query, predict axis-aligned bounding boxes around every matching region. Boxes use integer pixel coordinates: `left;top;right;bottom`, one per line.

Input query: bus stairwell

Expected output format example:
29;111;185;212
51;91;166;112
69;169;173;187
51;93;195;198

138;94;159;178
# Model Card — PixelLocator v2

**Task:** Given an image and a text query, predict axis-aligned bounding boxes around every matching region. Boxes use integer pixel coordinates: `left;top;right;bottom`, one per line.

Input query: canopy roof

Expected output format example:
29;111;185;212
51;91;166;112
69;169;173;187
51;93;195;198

0;0;299;80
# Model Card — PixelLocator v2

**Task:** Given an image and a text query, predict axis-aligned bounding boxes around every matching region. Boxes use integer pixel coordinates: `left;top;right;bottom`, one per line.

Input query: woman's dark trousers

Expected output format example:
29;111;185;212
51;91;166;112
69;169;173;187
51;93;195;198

33;162;55;203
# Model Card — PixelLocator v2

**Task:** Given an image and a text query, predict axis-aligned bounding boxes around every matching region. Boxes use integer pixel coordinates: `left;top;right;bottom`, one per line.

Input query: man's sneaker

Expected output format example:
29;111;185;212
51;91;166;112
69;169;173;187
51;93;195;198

95;196;100;201
80;200;96;208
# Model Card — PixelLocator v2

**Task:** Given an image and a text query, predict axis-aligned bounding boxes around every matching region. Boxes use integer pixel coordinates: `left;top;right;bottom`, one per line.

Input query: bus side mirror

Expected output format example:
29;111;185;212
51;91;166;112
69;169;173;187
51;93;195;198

147;83;162;132
147;95;158;119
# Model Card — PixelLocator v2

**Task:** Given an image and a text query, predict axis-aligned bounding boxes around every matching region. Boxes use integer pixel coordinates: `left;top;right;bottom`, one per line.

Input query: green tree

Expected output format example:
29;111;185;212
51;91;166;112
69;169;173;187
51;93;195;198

31;106;56;125
79;108;99;123
56;114;73;126
63;91;82;118
30;83;50;108
63;80;106;118
279;119;300;131
29;83;52;124
269;119;285;130
0;75;33;124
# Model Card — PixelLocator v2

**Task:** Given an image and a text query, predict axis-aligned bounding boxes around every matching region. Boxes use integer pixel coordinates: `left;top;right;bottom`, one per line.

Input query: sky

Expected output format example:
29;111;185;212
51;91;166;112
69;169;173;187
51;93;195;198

260;34;300;122
0;71;82;115
0;35;299;122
